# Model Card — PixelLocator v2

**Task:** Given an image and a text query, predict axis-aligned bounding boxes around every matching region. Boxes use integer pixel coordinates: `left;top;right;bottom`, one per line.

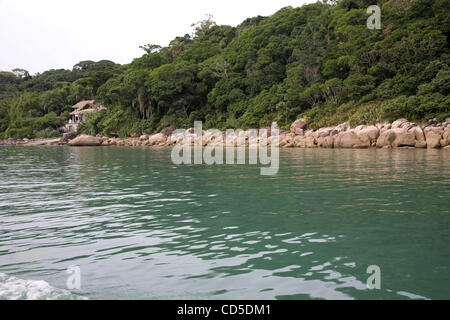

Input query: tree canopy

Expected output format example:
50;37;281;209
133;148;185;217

0;0;449;138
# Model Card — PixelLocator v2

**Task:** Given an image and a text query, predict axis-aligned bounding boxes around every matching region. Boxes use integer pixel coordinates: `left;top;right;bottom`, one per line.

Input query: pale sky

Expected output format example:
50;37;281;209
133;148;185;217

0;0;315;74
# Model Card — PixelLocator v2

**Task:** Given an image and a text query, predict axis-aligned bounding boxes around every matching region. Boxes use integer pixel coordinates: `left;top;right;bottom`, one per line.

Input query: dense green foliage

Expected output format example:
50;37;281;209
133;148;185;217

0;60;120;138
1;0;449;138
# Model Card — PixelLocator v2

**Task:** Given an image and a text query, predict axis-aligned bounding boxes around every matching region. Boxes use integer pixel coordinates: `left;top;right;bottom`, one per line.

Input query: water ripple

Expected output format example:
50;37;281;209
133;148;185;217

0;146;449;299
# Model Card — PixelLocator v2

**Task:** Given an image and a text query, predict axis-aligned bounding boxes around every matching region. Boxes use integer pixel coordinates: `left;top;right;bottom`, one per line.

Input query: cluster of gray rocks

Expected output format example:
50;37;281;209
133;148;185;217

62;118;450;149
285;118;450;149
1;118;449;149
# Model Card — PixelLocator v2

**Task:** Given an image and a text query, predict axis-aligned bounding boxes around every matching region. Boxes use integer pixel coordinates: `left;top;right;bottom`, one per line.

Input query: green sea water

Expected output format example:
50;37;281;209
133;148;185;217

0;146;449;300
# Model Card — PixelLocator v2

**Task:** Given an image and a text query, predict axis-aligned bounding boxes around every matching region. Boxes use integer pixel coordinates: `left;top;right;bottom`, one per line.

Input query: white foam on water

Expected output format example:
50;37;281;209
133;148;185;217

0;273;87;300
397;290;429;300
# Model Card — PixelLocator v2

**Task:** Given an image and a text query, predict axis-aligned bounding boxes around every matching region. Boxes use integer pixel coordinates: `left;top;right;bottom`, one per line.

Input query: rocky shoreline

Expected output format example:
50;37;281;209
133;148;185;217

1;118;450;149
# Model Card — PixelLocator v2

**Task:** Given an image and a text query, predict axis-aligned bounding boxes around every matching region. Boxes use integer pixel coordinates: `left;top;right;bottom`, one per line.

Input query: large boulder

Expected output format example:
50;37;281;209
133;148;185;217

406;126;426;148
148;133;167;146
392;119;414;130
330;122;349;136
391;128;416;147
290;119;307;135
355;125;379;146
415;140;427;148
408;126;425;142
316;136;334;148
293;136;306;147
128;138;140;147
440;128;450;147
304;130;315;137
354;125;367;131
314;127;333;138
304;136;317;148
279;133;294;148
168;132;184;145
292;136;316;148
376;128;415;148
102;138;117;146
391;119;406;128
376;130;396;148
335;131;370;148
376;123;392;132
424;127;444;148
68;135;103;146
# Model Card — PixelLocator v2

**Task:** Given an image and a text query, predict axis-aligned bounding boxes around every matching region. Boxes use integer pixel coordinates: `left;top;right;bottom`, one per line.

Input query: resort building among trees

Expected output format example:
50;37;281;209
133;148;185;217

66;100;106;132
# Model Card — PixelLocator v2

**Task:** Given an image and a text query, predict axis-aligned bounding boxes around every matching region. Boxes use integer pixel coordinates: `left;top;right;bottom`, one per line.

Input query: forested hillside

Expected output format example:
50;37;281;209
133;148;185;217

1;0;449;139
